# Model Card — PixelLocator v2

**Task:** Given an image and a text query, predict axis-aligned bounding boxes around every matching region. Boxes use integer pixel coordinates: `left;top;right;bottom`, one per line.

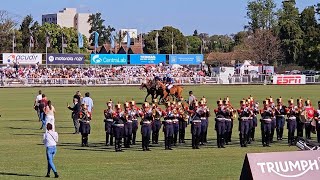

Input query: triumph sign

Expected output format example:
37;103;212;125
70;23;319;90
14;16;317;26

3;53;42;64
46;54;85;64
240;151;320;180
273;75;306;85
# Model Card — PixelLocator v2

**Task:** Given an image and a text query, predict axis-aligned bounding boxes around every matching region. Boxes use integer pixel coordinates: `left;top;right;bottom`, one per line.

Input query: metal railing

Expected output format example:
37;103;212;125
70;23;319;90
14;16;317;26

1;75;319;87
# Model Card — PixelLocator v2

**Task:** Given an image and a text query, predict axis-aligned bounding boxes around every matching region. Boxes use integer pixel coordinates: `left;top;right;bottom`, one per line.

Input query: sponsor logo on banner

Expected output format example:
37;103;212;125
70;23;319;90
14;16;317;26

169;54;203;65
3;53;42;64
90;54;127;65
46;54;84;64
240;151;320;180
130;54;166;65
273;75;306;85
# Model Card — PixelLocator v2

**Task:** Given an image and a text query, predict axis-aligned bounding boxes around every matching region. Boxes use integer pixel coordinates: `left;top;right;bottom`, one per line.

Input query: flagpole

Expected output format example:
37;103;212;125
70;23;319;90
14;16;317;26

29;37;31;53
171;32;174;54
62;33;64;54
12;33;15;53
46;45;48;68
156;31;159;54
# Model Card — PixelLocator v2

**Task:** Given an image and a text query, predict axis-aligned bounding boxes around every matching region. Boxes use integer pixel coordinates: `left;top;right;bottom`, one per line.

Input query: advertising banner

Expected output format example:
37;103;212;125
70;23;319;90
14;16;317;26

130;54;166;65
273;75;306;85
169;54;203;65
47;54;85;64
240;151;320;180
90;54;127;65
3;53;42;64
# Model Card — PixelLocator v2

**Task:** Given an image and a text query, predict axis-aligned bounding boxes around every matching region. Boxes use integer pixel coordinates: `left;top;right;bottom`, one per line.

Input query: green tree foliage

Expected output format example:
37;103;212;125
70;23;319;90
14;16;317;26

19;15;38;52
209;35;234;52
144;26;186;54
246;0;277;31
299;6;320;68
88;12;115;47
278;0;303;64
186;36;201;54
0;10;17;53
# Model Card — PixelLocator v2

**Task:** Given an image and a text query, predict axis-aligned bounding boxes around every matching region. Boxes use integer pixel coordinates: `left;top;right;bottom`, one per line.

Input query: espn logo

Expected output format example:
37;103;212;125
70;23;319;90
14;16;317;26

273;75;306;85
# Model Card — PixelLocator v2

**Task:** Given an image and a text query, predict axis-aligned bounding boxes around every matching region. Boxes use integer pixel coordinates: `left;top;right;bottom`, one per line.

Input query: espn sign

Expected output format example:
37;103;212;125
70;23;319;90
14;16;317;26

273;75;306;85
240;151;320;180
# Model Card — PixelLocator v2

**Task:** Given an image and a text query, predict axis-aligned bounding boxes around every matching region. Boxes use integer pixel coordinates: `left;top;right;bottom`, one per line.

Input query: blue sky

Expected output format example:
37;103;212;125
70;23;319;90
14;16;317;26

3;0;319;35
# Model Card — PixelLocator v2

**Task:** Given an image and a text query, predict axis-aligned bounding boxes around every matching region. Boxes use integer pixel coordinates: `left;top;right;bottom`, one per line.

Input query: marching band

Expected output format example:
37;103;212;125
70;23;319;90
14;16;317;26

68;93;320;152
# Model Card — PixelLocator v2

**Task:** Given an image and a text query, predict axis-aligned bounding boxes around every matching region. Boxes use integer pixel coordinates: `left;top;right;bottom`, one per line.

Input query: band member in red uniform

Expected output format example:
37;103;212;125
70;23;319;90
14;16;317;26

304;99;316;139
214;99;226;148
275;97;286;141
286;98;298;145
104;101;114;146
260;100;273;147
151;99;163;144
130;100;140;145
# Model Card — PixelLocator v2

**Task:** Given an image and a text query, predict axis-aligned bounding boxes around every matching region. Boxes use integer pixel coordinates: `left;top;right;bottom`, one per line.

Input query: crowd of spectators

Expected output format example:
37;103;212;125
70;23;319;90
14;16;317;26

0;64;207;80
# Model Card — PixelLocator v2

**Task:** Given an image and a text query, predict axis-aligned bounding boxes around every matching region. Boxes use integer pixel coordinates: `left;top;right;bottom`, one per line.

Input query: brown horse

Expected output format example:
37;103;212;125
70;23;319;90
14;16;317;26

158;82;183;102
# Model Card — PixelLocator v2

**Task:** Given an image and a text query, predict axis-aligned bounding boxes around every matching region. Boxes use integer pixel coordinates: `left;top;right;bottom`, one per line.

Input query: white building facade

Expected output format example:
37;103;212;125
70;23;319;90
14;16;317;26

42;8;91;39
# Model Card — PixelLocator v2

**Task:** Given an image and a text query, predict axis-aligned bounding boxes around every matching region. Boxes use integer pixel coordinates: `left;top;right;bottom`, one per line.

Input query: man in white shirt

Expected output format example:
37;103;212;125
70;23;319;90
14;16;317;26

43;123;59;178
82;92;94;115
34;90;42;121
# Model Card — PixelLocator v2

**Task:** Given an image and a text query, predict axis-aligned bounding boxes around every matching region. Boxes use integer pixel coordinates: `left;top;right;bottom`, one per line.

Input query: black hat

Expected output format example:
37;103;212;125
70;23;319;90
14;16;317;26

318;101;320;105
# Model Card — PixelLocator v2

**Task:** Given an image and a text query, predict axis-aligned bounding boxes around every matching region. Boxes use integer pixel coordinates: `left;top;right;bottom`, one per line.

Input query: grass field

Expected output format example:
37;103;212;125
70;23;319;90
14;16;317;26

0;85;319;180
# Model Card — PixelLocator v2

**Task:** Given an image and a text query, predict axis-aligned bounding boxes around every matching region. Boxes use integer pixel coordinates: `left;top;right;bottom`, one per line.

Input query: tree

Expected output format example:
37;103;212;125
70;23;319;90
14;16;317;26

209;35;234;52
243;29;284;66
88;12;115;47
144;26;186;54
299;6;320;68
186;36;201;54
277;0;303;64
246;0;277;31
20;15;35;52
0;10;17;53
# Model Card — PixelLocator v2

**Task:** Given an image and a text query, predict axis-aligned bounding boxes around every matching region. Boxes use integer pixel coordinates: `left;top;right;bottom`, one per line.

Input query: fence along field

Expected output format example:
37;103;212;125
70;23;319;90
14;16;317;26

0;85;318;179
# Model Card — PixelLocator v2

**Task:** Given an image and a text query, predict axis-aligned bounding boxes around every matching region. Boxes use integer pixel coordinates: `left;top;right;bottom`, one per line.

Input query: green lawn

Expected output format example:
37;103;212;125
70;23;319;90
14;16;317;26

0;85;319;180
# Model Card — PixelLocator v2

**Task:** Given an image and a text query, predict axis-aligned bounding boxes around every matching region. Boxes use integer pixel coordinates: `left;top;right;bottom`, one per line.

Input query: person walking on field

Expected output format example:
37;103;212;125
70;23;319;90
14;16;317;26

43;123;59;178
45;100;56;131
34;90;42;121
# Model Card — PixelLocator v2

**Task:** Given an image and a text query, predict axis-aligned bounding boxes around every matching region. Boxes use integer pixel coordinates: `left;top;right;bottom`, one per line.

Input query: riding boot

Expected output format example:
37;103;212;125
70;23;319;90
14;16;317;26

280;128;284;140
110;134;113;146
173;133;177;146
243;134;247;147
251;128;255;141
106;133;109;146
224;132;229;145
152;132;155;144
220;136;225;148
266;132;270;147
115;139;118;151
168;136;173;150
119;139;122;151
276;129;280;140
239;134;243;147
81;135;85;147
132;132;136;145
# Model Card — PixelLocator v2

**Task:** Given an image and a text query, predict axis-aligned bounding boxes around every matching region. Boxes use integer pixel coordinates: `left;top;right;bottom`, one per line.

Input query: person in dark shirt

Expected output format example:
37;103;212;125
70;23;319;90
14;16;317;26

73;91;81;103
68;98;81;134
39;94;48;130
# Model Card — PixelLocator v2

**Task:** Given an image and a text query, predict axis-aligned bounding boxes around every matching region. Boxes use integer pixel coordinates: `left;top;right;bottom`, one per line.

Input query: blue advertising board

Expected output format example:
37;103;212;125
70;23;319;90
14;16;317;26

169;54;203;65
47;54;85;64
90;54;128;65
130;54;166;65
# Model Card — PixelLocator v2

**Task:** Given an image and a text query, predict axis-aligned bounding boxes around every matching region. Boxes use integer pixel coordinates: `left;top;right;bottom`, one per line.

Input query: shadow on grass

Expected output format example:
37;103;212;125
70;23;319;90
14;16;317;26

8;127;40;131
10;119;34;122
12;133;40;136
0;172;43;178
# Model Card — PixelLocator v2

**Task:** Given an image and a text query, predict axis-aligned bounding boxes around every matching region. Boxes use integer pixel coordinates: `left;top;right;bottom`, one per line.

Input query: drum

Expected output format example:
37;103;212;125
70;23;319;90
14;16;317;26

299;110;307;123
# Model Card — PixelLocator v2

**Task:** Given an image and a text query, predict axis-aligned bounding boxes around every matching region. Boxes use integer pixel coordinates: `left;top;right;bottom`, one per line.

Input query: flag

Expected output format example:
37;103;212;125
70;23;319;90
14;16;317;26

29;35;34;48
94;31;99;48
78;32;83;48
110;34;115;49
126;31;131;48
46;33;50;48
